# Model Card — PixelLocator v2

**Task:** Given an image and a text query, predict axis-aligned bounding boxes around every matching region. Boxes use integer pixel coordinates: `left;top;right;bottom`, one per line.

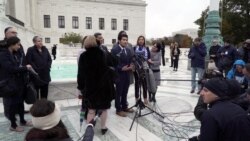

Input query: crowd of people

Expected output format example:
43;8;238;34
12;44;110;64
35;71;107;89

188;37;250;141
0;27;52;132
1;25;250;141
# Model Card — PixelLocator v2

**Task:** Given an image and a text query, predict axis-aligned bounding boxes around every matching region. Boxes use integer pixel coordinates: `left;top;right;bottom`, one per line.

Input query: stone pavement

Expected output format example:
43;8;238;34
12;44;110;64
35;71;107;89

0;59;201;141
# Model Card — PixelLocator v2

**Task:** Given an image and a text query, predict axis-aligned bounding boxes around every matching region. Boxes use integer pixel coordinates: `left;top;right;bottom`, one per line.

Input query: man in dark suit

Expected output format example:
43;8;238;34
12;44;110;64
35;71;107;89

111;34;134;117
94;32;108;52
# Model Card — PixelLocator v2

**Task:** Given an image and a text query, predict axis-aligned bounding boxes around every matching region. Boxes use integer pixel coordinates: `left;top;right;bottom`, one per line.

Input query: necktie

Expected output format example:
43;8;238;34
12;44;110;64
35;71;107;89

122;48;126;55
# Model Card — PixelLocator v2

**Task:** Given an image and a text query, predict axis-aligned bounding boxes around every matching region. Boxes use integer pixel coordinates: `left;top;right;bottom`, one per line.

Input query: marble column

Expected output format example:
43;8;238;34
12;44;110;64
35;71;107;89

203;0;223;65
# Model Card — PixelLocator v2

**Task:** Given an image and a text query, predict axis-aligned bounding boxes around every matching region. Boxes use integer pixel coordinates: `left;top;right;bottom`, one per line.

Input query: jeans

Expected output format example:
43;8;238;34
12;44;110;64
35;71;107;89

191;67;205;91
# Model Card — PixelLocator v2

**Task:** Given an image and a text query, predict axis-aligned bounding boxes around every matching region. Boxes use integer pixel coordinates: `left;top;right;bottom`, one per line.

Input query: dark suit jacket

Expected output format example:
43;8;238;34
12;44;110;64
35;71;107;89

111;45;132;72
26;45;52;84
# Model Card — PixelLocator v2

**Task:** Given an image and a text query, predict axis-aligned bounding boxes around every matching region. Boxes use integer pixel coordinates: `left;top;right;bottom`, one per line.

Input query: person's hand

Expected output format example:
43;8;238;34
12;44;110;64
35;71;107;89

148;59;153;64
89;118;96;126
130;64;135;72
221;52;225;56
26;64;32;70
122;66;129;71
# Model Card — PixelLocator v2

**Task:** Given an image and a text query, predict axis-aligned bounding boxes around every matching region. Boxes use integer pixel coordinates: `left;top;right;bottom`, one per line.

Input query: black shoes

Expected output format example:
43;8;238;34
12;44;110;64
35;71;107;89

190;89;195;93
101;128;108;135
149;93;156;103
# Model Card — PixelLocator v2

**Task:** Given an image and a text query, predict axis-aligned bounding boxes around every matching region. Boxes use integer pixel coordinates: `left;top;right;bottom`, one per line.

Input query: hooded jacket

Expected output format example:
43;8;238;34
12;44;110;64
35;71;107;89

226;60;248;93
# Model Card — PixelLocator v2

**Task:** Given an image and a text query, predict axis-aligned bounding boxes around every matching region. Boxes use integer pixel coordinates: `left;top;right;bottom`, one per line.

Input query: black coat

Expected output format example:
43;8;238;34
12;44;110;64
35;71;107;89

209;45;221;65
0;49;28;104
171;47;180;58
188;43;207;69
77;47;115;109
217;45;238;69
194;96;207;121
26;46;52;85
200;100;250;141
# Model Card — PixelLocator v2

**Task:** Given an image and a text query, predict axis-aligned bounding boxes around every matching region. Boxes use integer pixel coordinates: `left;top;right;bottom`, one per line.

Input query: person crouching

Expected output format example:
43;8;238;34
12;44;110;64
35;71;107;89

25;99;72;141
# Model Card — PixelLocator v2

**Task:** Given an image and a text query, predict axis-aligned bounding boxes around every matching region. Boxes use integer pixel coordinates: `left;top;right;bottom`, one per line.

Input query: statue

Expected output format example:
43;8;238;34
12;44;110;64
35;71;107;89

203;0;223;52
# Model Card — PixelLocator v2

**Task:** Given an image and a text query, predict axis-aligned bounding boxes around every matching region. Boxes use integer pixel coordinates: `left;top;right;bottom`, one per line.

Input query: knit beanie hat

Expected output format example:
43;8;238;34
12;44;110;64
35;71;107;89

204;78;241;99
204;78;229;98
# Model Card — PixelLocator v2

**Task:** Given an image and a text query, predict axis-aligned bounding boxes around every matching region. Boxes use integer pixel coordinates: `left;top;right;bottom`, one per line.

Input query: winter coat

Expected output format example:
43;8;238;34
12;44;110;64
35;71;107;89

26;46;52;85
77;47;115;109
194;96;208;121
232;93;250;112
238;47;250;63
188;43;207;69
217;45;238;69
227;60;248;93
51;46;57;55
171;47;180;58
0;49;28;104
200;100;250;141
150;51;161;86
209;45;221;66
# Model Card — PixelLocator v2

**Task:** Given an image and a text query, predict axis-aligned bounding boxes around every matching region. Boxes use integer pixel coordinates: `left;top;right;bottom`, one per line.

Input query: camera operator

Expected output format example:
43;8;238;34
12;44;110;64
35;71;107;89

133;36;152;105
239;39;250;63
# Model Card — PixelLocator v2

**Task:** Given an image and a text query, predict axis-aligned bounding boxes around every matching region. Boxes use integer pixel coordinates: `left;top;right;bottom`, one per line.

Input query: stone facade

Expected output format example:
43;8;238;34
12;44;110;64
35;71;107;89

0;0;146;51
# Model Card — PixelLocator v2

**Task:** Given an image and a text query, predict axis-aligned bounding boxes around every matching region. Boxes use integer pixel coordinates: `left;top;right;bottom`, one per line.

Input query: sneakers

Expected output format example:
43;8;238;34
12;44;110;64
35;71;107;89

124;108;134;113
10;126;24;132
116;111;127;117
190;89;195;93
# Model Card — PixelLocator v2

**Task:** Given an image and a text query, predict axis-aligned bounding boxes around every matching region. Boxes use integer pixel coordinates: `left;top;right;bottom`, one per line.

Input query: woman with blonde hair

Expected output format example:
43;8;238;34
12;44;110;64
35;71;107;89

77;36;115;135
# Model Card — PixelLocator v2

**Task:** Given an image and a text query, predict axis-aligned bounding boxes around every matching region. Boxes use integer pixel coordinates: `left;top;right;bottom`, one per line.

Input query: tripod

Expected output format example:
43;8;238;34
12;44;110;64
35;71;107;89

128;68;164;131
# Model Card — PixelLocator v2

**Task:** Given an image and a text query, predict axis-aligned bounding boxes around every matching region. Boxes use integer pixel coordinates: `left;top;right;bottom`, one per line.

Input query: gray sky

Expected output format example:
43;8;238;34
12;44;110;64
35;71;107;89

145;0;210;38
